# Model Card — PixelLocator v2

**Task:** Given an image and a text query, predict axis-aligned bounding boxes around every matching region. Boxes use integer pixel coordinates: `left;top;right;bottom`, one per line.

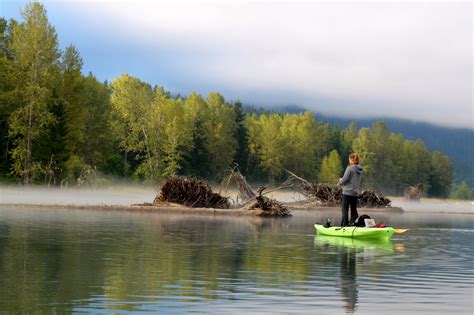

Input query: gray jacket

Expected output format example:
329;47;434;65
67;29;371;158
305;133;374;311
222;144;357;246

338;164;363;196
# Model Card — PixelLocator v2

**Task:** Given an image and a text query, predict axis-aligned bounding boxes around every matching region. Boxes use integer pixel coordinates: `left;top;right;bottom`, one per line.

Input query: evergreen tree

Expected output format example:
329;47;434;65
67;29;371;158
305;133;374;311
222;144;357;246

81;76;114;167
428;151;454;198
0;18;18;179
57;45;87;180
182;92;210;178
233;100;249;174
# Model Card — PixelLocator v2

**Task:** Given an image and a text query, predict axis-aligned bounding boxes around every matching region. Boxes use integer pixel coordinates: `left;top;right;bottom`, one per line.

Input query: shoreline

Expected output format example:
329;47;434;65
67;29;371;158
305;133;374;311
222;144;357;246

1;202;472;215
0;202;407;216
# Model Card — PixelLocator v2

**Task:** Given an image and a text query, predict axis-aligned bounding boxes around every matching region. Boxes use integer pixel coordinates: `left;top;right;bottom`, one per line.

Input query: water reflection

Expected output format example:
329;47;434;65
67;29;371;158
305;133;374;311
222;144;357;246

0;210;299;313
341;247;357;312
0;208;472;314
314;236;395;313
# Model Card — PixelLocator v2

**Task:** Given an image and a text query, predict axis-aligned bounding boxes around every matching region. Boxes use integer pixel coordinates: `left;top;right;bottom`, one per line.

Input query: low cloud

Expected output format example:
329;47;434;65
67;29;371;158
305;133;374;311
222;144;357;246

10;0;473;128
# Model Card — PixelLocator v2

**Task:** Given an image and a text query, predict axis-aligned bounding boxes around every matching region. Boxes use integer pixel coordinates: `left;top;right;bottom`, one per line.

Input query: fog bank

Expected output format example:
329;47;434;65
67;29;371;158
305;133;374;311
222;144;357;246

0;185;157;206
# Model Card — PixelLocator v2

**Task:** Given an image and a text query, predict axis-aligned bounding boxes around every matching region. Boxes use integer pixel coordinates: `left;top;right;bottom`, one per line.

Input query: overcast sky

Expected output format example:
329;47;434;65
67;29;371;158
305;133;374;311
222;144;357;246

2;0;472;128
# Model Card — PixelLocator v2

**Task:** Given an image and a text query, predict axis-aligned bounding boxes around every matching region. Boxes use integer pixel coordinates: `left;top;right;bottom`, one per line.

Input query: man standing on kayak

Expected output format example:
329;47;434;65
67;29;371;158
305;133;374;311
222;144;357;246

338;153;363;226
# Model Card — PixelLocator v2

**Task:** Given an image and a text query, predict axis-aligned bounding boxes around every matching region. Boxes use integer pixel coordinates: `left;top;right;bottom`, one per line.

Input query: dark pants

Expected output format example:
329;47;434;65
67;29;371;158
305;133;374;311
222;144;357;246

341;194;359;226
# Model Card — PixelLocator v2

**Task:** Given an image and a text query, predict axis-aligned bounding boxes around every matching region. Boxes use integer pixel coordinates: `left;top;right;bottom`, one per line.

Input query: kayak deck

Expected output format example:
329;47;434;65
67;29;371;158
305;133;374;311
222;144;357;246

314;224;395;239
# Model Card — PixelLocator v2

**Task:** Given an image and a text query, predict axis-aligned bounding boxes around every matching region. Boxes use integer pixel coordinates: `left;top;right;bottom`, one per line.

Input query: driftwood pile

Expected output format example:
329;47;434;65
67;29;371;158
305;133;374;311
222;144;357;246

404;183;422;201
248;188;292;217
304;184;342;206
282;170;391;208
358;190;391;207
224;166;290;217
155;176;230;209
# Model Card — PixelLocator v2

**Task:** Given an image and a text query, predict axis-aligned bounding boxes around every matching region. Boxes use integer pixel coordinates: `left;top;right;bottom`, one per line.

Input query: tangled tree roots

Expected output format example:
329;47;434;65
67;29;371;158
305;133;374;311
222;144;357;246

249;191;291;217
155;176;230;209
305;184;342;207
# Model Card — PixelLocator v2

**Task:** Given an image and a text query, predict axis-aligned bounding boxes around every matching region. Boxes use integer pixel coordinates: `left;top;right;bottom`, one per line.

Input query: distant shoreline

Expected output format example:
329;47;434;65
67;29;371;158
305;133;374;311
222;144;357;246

0;202;409;216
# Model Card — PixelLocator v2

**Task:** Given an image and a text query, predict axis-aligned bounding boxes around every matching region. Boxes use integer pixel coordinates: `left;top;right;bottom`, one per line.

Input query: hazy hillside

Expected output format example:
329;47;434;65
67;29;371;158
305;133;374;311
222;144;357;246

273;105;473;185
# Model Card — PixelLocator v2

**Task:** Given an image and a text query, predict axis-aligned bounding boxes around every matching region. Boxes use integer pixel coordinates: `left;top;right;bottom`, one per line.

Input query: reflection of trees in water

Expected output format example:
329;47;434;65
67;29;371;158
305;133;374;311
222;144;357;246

0;214;303;312
339;247;358;313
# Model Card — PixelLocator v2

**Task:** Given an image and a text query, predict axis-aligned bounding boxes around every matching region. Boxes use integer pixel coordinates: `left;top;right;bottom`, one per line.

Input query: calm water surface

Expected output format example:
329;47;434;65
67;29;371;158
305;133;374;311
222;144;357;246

0;208;472;314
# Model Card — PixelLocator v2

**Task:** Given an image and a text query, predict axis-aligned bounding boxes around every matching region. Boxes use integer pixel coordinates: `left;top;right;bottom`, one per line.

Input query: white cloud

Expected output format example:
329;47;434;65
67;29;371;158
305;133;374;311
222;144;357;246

47;0;473;128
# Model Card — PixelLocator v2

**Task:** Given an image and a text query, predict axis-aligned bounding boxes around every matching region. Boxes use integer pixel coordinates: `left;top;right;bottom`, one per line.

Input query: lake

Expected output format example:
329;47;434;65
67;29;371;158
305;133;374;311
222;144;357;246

0;207;472;314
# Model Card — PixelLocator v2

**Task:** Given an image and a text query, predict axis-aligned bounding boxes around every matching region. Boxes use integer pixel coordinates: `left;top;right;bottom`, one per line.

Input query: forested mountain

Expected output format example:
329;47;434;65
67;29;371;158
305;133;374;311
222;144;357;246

273;105;473;186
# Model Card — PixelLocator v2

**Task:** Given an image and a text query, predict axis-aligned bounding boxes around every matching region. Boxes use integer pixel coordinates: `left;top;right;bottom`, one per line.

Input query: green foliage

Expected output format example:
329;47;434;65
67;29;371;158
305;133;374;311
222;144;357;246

182;92;210;178
450;181;471;200
246;112;326;182
320;150;342;184
153;94;192;177
233;100;249;174
111;76;194;182
110;73;155;181
0;1;457;196
340;122;357;168
247;113;285;182
203;92;237;179
0;18;19;178
351;121;451;195
8;2;60;183
428;151;454;198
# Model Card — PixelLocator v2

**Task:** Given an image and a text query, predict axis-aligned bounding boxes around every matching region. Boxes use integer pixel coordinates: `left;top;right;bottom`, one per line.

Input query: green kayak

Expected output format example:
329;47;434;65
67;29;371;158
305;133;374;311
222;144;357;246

314;224;395;240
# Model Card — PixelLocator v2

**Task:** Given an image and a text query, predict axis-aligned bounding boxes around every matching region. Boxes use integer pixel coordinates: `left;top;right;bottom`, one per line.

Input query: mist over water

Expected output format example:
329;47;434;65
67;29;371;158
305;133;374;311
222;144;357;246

391;198;474;214
0;185;308;207
0;185;157;206
1;185;472;214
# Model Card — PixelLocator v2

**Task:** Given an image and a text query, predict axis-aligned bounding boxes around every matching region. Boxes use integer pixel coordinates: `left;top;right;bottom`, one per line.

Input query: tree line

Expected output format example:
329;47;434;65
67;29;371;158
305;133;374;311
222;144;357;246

0;2;468;198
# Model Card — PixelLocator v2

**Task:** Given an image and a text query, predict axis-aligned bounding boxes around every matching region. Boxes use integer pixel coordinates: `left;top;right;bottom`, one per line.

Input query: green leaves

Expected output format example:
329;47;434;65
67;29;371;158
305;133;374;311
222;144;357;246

8;2;60;183
246;112;326;182
0;1;459;195
450;181;471;200
320;150;342;184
